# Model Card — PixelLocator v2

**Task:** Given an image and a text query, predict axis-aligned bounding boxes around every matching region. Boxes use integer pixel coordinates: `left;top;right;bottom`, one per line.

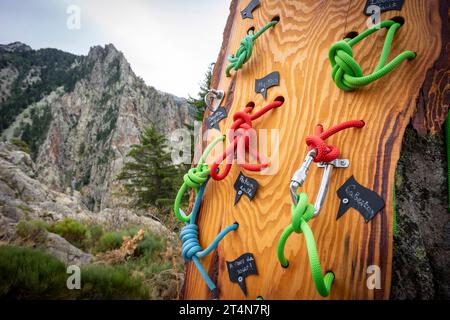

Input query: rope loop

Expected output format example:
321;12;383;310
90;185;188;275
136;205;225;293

329;19;416;91
210;98;284;181
177;181;239;297
306;135;340;164
279;120;366;297
174;135;225;222
277;192;334;297
226;20;278;77
306;120;365;163
232;111;253;129
291;192;315;232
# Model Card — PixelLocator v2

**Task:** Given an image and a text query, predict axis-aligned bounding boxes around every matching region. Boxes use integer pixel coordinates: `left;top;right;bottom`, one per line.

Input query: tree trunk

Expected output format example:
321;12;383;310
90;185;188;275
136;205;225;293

182;0;450;299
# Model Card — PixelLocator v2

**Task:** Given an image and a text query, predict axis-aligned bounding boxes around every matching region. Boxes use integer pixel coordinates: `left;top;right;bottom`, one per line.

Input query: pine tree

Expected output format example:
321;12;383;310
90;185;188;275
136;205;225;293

187;63;213;121
117;125;179;210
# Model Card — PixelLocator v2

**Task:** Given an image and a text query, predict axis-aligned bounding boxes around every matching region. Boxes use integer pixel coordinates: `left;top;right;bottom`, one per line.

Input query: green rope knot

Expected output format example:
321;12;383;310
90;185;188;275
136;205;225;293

183;165;209;190
329;20;416;91
173;135;225;223
277;192;334;297
226;20;278;77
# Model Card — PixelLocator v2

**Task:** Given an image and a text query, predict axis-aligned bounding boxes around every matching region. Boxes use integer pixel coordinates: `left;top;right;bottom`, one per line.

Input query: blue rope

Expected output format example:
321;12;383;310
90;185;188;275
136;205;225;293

179;179;238;294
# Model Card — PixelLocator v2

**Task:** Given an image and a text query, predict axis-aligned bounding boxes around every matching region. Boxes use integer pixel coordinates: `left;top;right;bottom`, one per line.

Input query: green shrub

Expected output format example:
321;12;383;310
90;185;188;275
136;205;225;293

119;227;164;257
0;245;150;299
49;218;87;249
0;245;67;299
96;231;123;252
16;220;48;244
80;167;91;187
77;265;149;299
12;126;21;138
136;231;163;257
84;224;104;251
95;227;163;257
20;105;53;160
78;142;85;156
15;204;32;213
134;259;172;277
87;224;103;243
10;138;30;154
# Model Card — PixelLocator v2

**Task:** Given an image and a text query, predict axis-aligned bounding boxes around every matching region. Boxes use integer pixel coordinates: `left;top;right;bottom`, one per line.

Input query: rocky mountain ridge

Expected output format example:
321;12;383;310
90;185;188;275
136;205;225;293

1;42;193;211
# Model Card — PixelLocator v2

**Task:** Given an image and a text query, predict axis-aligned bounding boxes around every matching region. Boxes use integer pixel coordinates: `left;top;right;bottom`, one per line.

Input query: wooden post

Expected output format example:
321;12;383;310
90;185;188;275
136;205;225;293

181;0;449;300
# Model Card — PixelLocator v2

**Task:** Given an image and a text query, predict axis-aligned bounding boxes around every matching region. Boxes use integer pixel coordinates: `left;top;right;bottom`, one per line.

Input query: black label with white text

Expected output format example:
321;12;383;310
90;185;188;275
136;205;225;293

336;175;385;223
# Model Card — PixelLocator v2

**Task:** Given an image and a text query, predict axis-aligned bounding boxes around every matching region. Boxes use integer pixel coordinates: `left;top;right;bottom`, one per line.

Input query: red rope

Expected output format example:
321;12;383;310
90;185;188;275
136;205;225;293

305;120;365;163
210;98;284;181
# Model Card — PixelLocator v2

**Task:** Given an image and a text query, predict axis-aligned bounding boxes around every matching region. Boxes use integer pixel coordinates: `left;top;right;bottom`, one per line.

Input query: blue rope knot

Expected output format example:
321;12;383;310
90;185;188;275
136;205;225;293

181;219;239;295
178;180;239;296
180;224;201;260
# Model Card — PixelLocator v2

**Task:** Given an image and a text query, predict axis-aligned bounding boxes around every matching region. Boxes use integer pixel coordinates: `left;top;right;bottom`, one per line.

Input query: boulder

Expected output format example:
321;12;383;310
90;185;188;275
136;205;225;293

45;232;93;266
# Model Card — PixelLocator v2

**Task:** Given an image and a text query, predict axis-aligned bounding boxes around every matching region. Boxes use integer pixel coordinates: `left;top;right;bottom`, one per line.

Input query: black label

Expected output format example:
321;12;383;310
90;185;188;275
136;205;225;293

226;253;258;296
255;71;280;99
336;175;385;223
206;107;227;130
234;172;259;205
364;0;404;16
240;0;260;19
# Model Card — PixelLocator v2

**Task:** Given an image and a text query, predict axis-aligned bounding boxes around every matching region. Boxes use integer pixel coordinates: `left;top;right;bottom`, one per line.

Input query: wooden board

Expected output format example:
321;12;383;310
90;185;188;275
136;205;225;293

181;0;449;300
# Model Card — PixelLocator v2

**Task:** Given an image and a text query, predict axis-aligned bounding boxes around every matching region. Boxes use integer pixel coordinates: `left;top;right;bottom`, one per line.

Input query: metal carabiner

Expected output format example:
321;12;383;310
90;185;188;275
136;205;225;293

290;150;349;218
313;158;349;217
290;149;316;205
204;89;224;112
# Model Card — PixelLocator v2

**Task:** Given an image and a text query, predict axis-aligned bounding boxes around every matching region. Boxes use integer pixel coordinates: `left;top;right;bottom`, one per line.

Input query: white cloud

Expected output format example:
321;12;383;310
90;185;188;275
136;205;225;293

0;0;229;97
76;0;230;97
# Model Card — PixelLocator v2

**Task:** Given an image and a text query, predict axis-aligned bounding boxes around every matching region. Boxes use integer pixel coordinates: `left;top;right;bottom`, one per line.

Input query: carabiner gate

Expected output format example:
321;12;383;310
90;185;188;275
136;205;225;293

290;150;349;217
290;149;316;205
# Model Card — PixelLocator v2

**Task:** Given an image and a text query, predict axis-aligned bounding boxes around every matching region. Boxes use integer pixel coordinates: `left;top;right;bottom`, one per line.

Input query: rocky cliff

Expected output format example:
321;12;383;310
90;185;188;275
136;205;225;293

1;42;193;211
0;141;169;238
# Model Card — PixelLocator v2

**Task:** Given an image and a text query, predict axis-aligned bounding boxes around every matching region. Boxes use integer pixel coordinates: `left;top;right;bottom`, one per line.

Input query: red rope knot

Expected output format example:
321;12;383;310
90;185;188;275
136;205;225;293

211;98;284;181
305;120;365;163
230;111;253;143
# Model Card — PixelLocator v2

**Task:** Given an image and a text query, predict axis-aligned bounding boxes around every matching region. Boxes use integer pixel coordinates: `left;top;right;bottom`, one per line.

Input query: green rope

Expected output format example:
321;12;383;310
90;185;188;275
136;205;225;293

277;192;334;297
226;20;278;77
173;135;225;222
329;20;416;91
446;114;450;212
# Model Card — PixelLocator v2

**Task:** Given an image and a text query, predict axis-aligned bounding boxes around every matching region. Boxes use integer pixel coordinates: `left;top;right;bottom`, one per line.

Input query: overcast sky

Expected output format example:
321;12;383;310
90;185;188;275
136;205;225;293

0;0;230;97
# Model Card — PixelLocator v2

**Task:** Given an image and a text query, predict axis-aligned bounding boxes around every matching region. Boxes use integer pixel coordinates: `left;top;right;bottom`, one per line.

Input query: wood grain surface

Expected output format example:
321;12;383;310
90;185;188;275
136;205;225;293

181;0;449;300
